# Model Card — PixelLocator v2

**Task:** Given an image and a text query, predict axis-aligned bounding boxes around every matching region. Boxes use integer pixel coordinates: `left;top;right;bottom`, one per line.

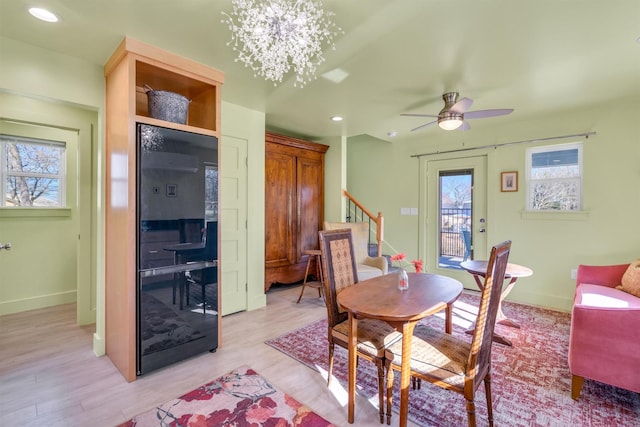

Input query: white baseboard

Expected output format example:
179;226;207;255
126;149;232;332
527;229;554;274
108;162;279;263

0;290;76;316
93;332;105;356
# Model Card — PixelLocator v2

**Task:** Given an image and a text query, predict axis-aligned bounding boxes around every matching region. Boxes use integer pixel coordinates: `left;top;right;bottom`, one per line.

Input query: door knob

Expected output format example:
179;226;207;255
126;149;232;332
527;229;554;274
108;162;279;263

0;242;11;250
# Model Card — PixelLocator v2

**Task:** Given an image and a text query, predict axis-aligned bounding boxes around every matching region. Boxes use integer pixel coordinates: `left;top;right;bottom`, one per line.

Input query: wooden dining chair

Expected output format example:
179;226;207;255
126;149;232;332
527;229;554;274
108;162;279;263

318;228;402;424
384;240;512;426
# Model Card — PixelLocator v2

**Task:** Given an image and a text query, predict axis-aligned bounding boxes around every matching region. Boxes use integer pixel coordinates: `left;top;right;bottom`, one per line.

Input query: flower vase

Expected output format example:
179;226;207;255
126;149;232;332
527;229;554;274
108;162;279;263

398;267;409;291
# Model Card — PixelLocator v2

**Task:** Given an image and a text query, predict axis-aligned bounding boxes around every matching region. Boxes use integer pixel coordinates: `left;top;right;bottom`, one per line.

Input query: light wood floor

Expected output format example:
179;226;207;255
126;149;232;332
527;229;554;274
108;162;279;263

0;285;419;427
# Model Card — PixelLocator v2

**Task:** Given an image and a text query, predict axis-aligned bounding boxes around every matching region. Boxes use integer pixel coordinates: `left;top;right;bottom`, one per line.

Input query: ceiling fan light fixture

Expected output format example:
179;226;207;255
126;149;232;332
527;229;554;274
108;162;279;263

438;117;462;130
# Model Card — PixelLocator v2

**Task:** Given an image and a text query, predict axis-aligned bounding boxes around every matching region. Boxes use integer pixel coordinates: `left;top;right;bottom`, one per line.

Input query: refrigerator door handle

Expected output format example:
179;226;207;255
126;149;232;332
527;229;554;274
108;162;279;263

139;260;218;278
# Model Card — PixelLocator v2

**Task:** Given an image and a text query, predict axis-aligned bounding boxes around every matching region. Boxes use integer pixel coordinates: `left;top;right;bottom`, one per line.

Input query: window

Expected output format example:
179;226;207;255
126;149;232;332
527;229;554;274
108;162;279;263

204;163;218;222
526;142;582;211
1;134;66;207
439;169;473;268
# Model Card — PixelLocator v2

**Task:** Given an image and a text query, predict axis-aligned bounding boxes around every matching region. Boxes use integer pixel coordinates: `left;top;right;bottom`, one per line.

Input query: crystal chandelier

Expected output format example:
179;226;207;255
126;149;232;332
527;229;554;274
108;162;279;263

221;0;341;87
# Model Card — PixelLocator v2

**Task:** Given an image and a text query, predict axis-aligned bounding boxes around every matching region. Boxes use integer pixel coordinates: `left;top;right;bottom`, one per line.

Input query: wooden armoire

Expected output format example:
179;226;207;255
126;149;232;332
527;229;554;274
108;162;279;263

265;132;329;291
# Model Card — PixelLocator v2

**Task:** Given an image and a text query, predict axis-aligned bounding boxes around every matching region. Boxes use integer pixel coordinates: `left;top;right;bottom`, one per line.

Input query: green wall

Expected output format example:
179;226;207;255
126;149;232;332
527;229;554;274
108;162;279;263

346;96;640;311
317;135;347;222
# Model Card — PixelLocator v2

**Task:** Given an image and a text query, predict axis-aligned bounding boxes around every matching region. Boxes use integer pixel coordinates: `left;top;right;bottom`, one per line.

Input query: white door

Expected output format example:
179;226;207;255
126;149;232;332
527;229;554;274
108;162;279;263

220;135;248;315
420;155;488;287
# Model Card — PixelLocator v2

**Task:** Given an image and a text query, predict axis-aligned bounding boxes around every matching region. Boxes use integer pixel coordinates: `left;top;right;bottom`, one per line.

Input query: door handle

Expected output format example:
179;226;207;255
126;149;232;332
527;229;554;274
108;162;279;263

478;229;486;233
0;242;12;250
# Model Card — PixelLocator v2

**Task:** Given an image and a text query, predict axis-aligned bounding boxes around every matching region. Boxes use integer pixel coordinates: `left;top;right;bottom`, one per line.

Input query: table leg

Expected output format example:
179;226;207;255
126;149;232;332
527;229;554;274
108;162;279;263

496;277;520;328
465;274;519;346
445;303;453;334
177;254;185;310
398;322;416;427
347;313;358;424
179;272;185;310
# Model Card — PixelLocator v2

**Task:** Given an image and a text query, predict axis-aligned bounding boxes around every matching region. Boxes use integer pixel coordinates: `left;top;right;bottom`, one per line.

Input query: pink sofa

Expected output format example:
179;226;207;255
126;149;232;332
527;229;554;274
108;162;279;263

568;263;640;399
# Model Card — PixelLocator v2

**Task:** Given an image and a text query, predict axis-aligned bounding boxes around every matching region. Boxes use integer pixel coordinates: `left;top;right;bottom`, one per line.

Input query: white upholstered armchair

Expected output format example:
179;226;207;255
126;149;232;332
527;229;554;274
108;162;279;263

323;221;388;280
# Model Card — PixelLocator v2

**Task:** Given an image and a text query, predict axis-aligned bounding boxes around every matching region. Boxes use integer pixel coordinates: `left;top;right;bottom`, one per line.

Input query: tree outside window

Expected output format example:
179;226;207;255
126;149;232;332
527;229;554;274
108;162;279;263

204;164;218;222
526;143;582;211
1;135;65;207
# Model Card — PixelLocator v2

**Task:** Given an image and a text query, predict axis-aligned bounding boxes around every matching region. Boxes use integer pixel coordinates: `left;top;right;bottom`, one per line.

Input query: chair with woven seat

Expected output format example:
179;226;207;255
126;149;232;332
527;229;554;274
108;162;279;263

318;228;402;424
385;240;511;426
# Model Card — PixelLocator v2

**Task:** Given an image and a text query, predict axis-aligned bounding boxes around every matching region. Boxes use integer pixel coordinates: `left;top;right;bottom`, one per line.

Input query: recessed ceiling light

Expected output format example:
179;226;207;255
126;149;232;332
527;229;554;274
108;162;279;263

29;7;59;23
330;116;343;122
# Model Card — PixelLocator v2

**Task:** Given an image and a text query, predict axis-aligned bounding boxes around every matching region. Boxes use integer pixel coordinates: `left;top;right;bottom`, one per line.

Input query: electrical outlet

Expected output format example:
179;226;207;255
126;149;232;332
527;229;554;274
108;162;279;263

570;269;577;280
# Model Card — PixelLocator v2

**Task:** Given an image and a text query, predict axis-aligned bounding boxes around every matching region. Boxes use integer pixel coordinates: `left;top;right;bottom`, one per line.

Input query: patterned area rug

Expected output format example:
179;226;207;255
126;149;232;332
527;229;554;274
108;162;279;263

117;366;336;427
266;292;640;426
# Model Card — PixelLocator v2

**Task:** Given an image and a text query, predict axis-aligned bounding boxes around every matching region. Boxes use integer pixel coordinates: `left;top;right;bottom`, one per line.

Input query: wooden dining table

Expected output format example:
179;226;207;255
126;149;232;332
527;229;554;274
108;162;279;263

336;272;463;427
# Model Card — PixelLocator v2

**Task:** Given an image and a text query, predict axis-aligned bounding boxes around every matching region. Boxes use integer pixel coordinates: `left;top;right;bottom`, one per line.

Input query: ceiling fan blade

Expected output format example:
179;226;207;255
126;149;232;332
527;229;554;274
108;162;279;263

450;97;473;114
458;120;471;131
410;120;437;132
464;108;514;119
401;113;439;118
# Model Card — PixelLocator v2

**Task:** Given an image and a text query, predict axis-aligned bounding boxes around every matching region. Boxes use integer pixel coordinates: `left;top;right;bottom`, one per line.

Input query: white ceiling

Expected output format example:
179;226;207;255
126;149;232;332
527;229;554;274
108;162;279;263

1;0;639;144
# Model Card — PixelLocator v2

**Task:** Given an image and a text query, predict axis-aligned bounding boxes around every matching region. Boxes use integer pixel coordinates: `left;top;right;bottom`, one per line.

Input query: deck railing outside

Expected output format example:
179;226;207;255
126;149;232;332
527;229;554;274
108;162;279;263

440;207;470;258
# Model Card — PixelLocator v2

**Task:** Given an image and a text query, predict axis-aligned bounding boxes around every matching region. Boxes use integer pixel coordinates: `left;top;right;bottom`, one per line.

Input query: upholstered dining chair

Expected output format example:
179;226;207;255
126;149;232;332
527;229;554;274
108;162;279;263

318;228;402;424
384;240;511;427
323;221;388;280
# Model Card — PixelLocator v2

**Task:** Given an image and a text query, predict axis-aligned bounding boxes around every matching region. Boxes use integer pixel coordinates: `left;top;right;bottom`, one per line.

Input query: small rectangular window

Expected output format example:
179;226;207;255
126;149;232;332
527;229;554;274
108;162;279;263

1;135;66;207
204;163;218;222
526;142;582;211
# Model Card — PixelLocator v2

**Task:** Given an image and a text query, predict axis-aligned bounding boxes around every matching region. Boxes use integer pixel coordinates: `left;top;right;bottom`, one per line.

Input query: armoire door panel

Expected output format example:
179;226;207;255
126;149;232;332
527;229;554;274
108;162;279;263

297;156;323;263
265;151;296;268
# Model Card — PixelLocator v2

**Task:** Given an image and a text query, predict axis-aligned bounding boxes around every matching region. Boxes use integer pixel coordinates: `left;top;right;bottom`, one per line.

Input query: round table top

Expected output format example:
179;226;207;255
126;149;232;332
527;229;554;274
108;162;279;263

337;272;463;323
460;260;533;278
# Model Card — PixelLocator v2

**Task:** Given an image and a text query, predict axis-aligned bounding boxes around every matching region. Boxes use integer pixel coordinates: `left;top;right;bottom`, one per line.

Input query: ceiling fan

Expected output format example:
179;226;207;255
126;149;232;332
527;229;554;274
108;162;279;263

401;92;513;131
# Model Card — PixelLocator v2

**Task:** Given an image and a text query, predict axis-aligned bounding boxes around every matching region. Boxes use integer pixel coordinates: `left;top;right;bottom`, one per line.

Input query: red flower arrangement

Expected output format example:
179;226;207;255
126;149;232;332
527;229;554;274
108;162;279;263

390;253;424;273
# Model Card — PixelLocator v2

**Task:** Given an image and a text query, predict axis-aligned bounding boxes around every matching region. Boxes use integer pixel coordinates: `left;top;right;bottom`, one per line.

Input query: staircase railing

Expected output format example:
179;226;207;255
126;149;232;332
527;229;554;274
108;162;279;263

343;189;384;257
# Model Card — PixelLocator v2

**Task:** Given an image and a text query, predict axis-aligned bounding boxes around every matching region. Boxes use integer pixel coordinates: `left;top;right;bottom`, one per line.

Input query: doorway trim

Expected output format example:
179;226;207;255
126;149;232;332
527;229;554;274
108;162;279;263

419;154;488;286
0;92;98;325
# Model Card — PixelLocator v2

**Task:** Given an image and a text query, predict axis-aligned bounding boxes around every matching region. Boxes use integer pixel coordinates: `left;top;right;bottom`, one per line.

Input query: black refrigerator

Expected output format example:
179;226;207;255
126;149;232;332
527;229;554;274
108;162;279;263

136;123;219;376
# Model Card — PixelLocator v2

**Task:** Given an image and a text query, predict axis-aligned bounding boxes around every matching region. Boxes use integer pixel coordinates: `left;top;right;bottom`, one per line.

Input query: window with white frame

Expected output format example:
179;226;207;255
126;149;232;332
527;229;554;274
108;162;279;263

526;142;582;211
1;134;66;207
204;163;218;222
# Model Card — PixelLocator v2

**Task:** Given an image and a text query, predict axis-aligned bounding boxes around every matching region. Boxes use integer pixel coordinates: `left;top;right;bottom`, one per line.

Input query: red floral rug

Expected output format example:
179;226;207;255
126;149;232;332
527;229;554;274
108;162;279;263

266;291;640;426
117;366;336;427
